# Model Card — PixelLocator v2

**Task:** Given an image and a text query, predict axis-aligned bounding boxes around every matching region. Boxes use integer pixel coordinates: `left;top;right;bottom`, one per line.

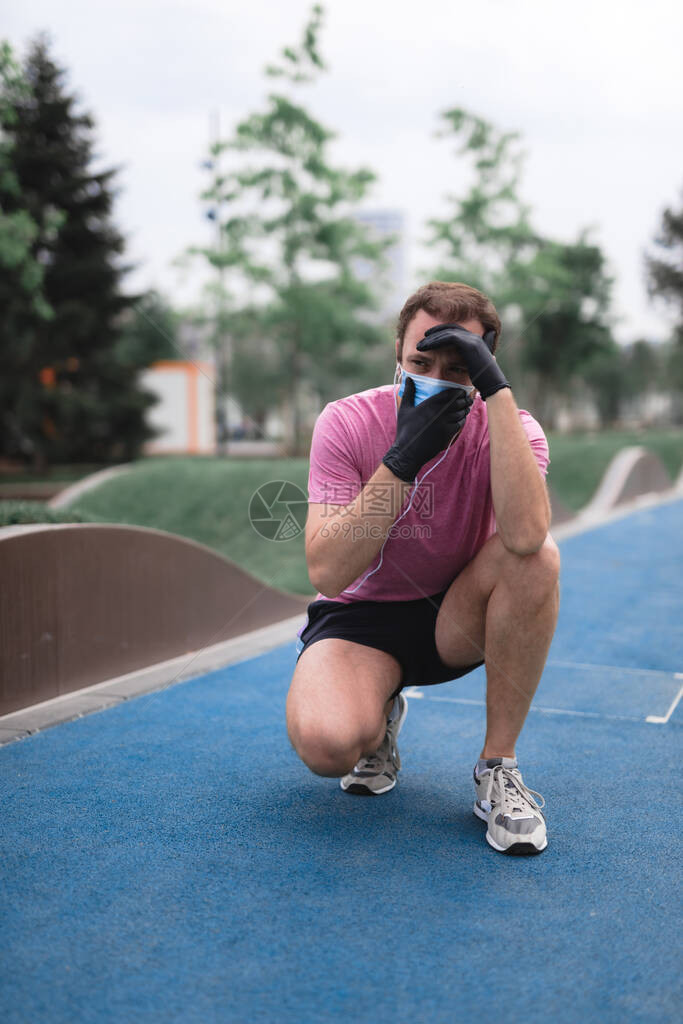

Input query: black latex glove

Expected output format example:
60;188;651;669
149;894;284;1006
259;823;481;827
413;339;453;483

382;375;474;482
416;323;510;400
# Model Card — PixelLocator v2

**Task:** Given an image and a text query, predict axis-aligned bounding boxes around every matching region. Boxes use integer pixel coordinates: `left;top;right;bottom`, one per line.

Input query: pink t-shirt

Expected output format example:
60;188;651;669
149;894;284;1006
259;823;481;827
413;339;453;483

303;383;549;608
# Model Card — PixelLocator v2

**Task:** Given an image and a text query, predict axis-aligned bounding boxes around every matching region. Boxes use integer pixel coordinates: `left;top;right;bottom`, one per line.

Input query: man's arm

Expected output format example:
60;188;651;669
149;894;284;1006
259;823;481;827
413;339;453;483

307;375;473;598
416;322;550;556
485;388;550;555
306;464;412;598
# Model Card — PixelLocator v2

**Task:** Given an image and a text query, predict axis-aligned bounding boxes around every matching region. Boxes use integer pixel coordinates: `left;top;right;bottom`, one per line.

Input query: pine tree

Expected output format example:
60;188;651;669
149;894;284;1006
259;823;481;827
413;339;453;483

0;32;165;469
0;39;62;463
0;40;57;323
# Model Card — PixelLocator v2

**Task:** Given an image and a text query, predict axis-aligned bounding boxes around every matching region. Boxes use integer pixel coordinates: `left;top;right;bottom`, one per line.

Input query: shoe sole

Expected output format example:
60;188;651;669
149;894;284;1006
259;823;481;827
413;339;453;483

340;779;396;796
474;801;548;855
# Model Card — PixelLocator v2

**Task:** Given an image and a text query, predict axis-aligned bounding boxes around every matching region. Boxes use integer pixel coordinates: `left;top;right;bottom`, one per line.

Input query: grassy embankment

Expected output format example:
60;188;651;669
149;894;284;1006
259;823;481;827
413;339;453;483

545;428;683;511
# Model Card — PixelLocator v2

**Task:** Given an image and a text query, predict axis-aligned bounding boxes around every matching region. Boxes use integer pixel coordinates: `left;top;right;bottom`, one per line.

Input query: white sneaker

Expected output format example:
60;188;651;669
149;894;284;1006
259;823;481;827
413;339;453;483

473;758;548;855
340;693;408;796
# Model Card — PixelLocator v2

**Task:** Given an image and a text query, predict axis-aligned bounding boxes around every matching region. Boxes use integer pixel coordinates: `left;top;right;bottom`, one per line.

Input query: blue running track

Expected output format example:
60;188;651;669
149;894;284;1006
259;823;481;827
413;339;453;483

1;499;682;1023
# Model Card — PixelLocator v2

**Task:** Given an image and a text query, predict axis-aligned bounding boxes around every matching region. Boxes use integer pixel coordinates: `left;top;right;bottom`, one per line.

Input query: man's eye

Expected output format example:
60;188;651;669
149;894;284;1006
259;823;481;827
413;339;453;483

410;359;466;374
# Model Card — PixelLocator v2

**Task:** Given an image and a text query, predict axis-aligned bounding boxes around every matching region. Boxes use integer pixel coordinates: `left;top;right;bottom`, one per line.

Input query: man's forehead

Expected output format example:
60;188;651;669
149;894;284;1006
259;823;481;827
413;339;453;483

406;309;442;332
404;311;483;343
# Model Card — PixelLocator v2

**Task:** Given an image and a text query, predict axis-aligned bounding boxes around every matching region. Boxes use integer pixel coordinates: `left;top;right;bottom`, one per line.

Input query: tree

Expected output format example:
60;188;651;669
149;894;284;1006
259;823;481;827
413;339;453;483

645;187;683;422
511;232;616;426
187;4;392;454
613;339;668;426
425;108;616;428
0;33;163;468
645;187;683;318
0;39;59;328
426;108;540;297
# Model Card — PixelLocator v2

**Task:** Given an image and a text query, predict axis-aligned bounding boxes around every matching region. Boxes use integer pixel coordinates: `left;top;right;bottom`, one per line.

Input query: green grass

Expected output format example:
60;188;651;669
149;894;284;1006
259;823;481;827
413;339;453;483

0;501;105;527
546;428;683;511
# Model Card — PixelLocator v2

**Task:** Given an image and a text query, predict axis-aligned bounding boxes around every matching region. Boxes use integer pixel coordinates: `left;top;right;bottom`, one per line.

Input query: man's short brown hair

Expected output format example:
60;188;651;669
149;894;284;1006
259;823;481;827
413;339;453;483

396;281;502;359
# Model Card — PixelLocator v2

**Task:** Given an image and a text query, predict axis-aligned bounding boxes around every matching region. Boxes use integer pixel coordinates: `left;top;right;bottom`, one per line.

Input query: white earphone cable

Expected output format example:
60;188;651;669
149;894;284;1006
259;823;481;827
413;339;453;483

344;367;456;595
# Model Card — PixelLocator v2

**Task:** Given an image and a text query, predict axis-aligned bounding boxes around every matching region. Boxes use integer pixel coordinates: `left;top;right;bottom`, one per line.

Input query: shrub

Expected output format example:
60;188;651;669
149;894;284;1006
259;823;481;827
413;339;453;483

0;501;103;527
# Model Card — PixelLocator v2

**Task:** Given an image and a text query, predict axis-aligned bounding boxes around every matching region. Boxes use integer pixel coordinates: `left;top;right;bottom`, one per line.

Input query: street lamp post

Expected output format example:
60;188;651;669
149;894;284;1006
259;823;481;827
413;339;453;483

205;108;230;457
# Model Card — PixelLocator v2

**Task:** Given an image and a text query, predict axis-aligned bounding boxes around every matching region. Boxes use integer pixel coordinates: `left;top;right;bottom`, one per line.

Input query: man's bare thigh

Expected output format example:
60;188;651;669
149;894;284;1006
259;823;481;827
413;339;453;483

287;638;402;735
434;532;558;669
434;533;509;669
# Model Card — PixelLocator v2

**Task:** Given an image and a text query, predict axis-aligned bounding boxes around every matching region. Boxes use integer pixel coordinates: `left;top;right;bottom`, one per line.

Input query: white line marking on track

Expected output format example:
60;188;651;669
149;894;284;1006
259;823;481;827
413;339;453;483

428;696;485;707
645;683;683;725
403;686;424;699
546;660;681;679
417;694;648;724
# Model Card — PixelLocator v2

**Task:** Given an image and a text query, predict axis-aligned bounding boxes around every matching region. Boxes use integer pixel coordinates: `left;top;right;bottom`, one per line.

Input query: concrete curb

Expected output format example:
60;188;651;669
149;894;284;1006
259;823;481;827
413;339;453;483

47;463;135;509
578;447;672;520
46;449;283;510
551;484;683;542
0;613;307;747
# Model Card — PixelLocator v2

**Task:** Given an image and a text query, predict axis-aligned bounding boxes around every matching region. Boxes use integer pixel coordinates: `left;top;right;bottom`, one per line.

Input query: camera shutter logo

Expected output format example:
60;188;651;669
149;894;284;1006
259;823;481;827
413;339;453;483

249;480;308;541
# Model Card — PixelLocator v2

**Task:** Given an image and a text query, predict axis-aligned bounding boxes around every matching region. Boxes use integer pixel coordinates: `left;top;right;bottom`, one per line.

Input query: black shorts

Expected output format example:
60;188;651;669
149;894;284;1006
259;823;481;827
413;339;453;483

295;588;485;700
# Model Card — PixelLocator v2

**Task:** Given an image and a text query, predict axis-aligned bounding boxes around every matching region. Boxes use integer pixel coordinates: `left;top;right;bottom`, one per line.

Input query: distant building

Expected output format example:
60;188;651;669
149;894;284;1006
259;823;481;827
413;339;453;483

140;361;216;455
352;209;407;322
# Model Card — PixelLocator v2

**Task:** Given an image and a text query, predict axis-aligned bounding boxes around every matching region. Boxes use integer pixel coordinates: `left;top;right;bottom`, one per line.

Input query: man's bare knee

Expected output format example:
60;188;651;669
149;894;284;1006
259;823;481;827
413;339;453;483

523;534;560;594
286;638;401;778
287;709;386;778
501;533;560;599
289;721;361;778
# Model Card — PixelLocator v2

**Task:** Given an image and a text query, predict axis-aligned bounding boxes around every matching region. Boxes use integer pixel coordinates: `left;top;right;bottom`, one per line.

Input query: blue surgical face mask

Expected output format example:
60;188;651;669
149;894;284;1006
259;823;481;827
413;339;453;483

397;366;475;405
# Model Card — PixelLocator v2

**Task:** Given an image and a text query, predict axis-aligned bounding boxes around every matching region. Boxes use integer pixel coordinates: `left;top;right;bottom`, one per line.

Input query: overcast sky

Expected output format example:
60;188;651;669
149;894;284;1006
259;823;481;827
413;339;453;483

5;0;683;344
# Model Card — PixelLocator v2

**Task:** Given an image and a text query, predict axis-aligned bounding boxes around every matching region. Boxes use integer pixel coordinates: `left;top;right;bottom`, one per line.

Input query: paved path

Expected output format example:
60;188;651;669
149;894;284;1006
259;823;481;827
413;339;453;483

1;499;681;1023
